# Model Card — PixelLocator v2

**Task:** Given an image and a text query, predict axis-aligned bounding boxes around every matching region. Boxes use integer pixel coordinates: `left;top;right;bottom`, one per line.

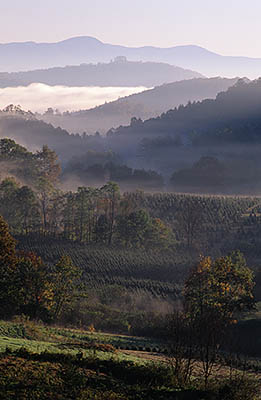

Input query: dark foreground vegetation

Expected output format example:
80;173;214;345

1;348;259;400
0;319;260;400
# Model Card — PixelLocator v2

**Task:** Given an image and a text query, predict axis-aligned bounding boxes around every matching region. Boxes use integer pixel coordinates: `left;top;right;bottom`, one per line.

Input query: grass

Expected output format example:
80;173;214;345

0;321;186;399
0;320;260;399
0;320;166;365
1;346;259;400
46;327;166;350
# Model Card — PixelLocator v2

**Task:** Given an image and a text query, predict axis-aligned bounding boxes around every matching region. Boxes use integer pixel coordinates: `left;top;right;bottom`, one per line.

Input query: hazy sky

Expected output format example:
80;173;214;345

1;0;261;57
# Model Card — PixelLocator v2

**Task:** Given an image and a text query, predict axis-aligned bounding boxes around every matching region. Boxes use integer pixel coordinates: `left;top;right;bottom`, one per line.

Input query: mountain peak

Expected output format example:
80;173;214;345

58;36;103;45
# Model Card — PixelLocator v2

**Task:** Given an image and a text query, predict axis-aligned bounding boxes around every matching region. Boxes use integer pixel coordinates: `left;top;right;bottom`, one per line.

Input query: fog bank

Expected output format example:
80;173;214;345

0;83;148;113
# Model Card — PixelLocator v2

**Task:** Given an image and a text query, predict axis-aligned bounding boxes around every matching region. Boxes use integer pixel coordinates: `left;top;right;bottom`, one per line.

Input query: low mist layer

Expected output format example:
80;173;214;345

0;83;148;113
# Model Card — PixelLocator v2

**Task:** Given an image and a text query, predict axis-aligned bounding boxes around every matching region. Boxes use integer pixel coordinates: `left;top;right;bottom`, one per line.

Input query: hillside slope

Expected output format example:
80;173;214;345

0;59;203;88
108;78;261;143
41;77;239;134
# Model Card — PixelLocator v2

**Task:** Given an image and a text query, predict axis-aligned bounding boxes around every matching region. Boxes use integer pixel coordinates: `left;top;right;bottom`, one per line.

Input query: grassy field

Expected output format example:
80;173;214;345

0;319;260;399
0;319;167;363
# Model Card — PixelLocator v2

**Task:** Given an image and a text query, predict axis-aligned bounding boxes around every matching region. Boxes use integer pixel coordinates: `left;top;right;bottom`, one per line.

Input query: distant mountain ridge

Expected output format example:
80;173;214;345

1;36;261;78
0;59;203;88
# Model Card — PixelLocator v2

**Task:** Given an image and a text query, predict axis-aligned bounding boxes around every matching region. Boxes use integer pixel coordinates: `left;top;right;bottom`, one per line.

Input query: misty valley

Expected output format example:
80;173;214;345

1;34;261;400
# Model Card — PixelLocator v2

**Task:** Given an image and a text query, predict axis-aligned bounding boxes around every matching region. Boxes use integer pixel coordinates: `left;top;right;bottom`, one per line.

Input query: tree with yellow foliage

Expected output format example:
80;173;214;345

184;251;255;386
184;251;255;321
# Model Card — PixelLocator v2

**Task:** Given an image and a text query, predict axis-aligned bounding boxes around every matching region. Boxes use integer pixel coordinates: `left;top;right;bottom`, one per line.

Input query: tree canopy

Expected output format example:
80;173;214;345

184;252;255;323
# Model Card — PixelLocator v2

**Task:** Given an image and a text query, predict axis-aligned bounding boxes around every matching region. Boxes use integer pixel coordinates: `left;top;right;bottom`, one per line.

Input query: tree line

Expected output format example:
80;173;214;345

0;139;171;247
1;138;260;252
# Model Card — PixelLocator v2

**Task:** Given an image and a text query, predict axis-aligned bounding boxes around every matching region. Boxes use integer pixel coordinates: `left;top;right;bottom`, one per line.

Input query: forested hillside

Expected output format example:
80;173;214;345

0;109;102;161
108;78;261;142
41;77;238;134
107;78;261;191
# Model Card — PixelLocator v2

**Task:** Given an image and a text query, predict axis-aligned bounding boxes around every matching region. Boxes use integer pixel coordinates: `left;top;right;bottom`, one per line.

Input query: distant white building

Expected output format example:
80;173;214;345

113;56;128;63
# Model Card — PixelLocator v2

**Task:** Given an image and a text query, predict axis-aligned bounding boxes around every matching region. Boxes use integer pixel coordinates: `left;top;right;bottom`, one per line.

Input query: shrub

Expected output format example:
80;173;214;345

217;376;260;400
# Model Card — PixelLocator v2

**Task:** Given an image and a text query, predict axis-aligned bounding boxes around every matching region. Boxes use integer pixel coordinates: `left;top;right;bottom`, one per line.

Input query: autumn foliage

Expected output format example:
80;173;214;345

183;252;255;386
184;252;255;323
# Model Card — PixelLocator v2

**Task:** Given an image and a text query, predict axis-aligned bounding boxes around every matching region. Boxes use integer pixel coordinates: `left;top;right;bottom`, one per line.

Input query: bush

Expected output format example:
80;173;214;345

220;377;259;400
207;376;260;400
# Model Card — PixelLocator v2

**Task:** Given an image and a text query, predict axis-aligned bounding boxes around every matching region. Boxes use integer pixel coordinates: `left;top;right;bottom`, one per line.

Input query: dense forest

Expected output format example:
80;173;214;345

108;78;261;143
